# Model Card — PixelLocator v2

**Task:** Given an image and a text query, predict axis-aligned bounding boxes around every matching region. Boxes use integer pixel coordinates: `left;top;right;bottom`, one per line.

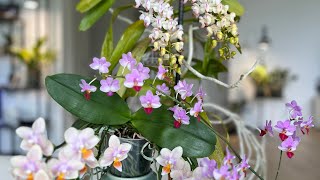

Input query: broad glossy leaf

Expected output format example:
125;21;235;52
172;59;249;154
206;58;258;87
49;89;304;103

131;106;216;158
79;0;115;31
76;0;101;13
45;74;131;125
117;38;151;97
222;0;245;16
109;20;145;72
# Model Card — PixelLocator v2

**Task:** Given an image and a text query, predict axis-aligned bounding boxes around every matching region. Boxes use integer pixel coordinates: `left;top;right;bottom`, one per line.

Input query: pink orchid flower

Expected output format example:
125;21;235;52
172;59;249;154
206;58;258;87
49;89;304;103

274;119;296;141
124;69;144;92
169;105;190;128
156;146;184;175
100;77;120;96
170;160;192;180
174;80;193;100
259;120;274;137
48;148;84;180
300;116;315;135
278;136;300;158
136;62;150;80
10;145;49;180
79;79;97;100
99;135;132;172
156;64;168;80
63;127;100;169
139;90;162;114
89;57;111;74
156;83;170;96
119;52;137;71
16;117;53;156
190;101;203;121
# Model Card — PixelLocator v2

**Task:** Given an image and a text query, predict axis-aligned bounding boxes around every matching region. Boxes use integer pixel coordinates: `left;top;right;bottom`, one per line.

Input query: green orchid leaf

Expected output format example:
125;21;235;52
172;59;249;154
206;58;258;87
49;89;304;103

222;0;245;16
76;0;102;13
45;74;131;125
101;27;113;59
131;106;217;158
79;0;115;31
117;38;151;97
109;20;145;72
101;4;134;60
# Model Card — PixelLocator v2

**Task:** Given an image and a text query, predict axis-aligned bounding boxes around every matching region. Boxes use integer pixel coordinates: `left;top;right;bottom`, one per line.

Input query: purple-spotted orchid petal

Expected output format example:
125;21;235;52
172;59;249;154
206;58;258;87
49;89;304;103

79;79;97;100
99;135;132;172
16;117;53;156
139;90;161;114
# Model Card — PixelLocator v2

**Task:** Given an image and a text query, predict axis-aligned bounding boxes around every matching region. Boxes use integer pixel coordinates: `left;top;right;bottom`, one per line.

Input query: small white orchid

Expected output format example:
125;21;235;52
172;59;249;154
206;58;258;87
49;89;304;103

48;148;84;180
10;145;49;180
64;127;100;169
170;160;193;180
16;117;54;156
99;135;132;172
156;146;184;175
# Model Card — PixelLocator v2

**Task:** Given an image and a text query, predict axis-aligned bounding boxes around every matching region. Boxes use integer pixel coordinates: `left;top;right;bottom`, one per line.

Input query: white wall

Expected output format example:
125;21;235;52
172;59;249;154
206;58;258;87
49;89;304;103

229;0;320;123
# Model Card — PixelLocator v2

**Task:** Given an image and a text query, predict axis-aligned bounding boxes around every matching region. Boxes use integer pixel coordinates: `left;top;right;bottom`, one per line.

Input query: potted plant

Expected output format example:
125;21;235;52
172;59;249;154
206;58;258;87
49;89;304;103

10;37;55;89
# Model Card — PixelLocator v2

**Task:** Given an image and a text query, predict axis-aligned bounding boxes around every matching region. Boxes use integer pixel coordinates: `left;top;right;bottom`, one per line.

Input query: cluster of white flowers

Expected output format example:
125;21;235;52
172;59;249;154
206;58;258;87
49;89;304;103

188;0;238;38
135;0;184;53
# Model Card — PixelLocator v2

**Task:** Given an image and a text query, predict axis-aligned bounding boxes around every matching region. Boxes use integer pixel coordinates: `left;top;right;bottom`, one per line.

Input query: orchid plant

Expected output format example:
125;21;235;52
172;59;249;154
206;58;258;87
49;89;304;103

9;0;315;180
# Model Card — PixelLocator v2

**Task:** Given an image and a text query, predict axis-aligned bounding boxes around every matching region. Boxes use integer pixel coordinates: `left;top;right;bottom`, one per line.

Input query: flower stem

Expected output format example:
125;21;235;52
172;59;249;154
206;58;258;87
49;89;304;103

200;118;265;180
275;151;283;180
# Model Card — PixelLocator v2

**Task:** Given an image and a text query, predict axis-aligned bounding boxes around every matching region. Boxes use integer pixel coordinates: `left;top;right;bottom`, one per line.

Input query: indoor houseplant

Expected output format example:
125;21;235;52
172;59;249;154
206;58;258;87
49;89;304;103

9;0;315;180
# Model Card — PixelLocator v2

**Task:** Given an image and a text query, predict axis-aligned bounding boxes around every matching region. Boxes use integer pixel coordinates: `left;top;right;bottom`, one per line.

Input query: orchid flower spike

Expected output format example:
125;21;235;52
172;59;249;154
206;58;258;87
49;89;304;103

99;135;132;172
10;145;49;180
139;90;162;114
79;79;97;100
156;146;184;176
16;117;53;156
259;120;273;137
64;127;100;169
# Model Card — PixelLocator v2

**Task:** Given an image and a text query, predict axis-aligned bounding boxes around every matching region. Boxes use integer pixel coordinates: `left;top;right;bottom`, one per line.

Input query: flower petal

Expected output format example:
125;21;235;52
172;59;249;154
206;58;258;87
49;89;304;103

34;170;50;180
32;117;46;134
171;146;183;160
16;127;33;139
64;127;79;144
109;135;120;148
27;145;43;161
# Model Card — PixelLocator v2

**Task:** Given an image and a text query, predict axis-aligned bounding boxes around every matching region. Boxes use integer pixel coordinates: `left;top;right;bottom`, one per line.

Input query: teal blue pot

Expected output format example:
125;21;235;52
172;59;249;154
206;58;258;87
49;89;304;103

105;136;155;179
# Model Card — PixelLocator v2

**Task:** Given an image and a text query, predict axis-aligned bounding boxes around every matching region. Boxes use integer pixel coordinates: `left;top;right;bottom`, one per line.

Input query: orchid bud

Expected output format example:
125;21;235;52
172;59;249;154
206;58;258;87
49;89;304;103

170;56;177;65
176;67;182;75
231;51;237;57
163;54;170;60
172;64;178;69
219;49;224;56
211;40;217;48
217;32;223;40
158;58;163;64
160;48;166;56
235;37;239;44
174;42;184;52
178;55;184;65
229;37;235;44
153;42;159;51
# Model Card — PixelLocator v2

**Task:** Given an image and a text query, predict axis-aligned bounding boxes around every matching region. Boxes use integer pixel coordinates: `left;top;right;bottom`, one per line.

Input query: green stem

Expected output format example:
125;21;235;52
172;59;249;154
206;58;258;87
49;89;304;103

200;118;265;180
275;151;283;180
